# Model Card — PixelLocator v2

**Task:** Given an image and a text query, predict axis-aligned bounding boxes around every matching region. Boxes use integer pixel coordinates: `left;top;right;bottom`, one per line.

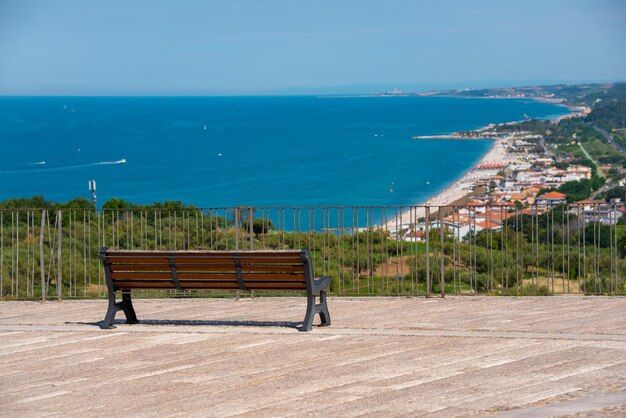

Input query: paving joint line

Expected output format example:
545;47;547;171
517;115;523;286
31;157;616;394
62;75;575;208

1;324;625;342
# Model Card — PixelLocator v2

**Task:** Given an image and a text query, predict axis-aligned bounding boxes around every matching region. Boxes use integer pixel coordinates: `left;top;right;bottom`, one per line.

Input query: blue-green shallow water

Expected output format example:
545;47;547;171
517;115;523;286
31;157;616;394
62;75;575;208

0;96;568;208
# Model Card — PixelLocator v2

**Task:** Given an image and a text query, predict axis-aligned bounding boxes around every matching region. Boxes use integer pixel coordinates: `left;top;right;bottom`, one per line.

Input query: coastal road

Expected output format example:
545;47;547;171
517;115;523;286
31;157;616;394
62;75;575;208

591;180;613;199
577;125;626;198
577;142;612;199
592;124;626;154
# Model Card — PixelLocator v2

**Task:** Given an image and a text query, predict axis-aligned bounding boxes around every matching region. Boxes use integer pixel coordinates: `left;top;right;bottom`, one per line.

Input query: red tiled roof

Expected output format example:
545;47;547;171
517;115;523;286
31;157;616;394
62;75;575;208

475;220;501;230
475;162;507;170
537;191;566;199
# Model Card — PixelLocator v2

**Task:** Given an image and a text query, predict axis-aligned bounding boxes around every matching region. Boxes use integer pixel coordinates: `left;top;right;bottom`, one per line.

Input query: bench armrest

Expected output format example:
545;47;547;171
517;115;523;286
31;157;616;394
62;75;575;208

313;276;331;293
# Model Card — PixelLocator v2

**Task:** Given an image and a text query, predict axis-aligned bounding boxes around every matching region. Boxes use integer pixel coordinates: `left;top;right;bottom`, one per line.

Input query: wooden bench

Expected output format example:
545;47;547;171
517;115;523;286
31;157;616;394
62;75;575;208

99;248;331;331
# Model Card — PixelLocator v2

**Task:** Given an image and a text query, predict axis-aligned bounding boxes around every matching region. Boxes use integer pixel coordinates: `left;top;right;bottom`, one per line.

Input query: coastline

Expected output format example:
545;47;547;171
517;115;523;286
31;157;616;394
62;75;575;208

395;137;504;223
397;101;579;223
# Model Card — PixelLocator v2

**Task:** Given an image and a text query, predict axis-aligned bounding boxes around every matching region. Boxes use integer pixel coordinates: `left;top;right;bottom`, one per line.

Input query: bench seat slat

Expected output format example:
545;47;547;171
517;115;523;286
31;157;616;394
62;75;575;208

112;279;307;284
109;264;306;273
106;258;304;266
104;250;302;256
111;272;305;280
111;282;307;290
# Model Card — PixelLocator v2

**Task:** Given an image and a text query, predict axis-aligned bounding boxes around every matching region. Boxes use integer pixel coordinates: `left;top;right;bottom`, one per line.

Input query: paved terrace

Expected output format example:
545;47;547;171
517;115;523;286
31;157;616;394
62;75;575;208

1;296;625;417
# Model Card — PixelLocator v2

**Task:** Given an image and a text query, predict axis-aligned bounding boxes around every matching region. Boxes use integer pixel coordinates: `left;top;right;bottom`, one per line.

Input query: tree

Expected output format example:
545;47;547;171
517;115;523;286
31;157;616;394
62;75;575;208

61;198;95;210
102;197;135;210
601;186;625;202
584;223;613;248
244;218;274;238
0;195;52;209
590;174;605;191
558;179;593;202
149;200;196;210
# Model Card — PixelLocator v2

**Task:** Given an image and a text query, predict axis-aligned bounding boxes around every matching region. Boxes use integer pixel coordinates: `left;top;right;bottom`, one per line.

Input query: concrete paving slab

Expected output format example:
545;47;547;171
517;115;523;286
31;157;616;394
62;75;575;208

0;296;624;417
490;391;626;417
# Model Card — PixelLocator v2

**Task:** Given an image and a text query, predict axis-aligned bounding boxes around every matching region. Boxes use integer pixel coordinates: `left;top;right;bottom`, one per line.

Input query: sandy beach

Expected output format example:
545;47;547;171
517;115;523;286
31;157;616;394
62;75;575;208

389;136;511;226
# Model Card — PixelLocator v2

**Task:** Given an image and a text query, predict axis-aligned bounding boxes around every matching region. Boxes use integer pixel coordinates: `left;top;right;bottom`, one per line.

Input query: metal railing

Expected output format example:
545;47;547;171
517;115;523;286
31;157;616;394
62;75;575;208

1;204;625;300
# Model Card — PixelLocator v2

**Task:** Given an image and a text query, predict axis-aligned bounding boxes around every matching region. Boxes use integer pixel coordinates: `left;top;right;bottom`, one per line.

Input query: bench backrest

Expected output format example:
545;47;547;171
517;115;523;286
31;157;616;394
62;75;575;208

99;249;313;292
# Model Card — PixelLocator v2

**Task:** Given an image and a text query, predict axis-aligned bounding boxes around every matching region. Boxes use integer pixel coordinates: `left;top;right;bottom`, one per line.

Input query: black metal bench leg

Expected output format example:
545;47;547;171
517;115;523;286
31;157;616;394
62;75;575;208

303;293;316;332
318;290;331;327
303;291;331;331
101;290;138;329
102;291;118;329
120;290;139;325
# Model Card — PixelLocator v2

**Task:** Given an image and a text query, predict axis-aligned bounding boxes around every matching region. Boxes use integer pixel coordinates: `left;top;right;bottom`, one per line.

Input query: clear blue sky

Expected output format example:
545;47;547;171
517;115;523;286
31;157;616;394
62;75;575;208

1;0;625;95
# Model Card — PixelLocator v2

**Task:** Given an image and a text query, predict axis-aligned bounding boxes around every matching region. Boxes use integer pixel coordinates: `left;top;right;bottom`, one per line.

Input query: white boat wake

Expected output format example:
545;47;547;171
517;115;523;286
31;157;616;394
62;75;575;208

93;159;127;165
0;159;127;174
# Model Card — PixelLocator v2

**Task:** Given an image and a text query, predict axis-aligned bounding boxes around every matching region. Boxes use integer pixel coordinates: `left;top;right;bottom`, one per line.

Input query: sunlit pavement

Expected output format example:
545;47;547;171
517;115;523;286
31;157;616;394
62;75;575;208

1;296;625;417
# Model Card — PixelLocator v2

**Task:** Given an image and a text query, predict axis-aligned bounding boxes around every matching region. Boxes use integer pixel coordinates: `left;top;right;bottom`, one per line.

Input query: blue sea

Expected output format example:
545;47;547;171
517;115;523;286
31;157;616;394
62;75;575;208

0;96;568;208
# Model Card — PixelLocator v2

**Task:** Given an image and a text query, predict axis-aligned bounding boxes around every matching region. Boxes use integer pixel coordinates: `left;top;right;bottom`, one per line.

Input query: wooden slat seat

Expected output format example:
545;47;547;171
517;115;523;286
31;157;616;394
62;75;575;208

99;248;331;331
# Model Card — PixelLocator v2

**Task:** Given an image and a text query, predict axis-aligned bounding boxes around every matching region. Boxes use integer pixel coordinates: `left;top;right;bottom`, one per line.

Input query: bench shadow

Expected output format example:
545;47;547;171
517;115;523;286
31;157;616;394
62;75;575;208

67;319;309;331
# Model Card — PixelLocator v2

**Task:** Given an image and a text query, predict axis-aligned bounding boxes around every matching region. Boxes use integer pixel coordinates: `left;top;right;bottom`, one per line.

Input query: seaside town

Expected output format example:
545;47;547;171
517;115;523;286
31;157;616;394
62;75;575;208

391;83;626;241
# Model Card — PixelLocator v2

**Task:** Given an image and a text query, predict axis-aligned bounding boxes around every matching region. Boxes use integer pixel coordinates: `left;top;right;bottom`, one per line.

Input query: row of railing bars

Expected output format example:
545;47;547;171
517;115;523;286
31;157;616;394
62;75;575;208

0;203;624;300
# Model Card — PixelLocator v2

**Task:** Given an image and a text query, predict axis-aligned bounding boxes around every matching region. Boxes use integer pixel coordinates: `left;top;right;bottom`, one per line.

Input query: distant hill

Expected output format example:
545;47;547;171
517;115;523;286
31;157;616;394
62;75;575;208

584;83;626;129
429;82;626;108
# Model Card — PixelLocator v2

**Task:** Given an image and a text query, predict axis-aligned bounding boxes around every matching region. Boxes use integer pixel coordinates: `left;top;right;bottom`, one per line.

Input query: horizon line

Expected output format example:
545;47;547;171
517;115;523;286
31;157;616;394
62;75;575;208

1;79;624;98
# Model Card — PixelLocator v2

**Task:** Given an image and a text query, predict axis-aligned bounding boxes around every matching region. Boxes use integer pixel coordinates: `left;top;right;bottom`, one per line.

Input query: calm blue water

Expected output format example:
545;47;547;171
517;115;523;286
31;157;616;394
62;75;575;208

0;96;568;208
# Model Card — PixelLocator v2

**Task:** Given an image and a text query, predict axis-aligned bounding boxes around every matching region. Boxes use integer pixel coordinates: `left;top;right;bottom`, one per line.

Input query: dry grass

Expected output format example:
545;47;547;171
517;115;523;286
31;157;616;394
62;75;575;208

521;277;581;294
374;255;412;278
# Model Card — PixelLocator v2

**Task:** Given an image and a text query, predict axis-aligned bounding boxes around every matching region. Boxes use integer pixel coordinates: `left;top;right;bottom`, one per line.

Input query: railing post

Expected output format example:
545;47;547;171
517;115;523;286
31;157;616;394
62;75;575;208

249;207;254;250
0;211;3;300
57;209;62;301
234;208;240;251
39;210;46;301
425;206;431;298
440;206;445;298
